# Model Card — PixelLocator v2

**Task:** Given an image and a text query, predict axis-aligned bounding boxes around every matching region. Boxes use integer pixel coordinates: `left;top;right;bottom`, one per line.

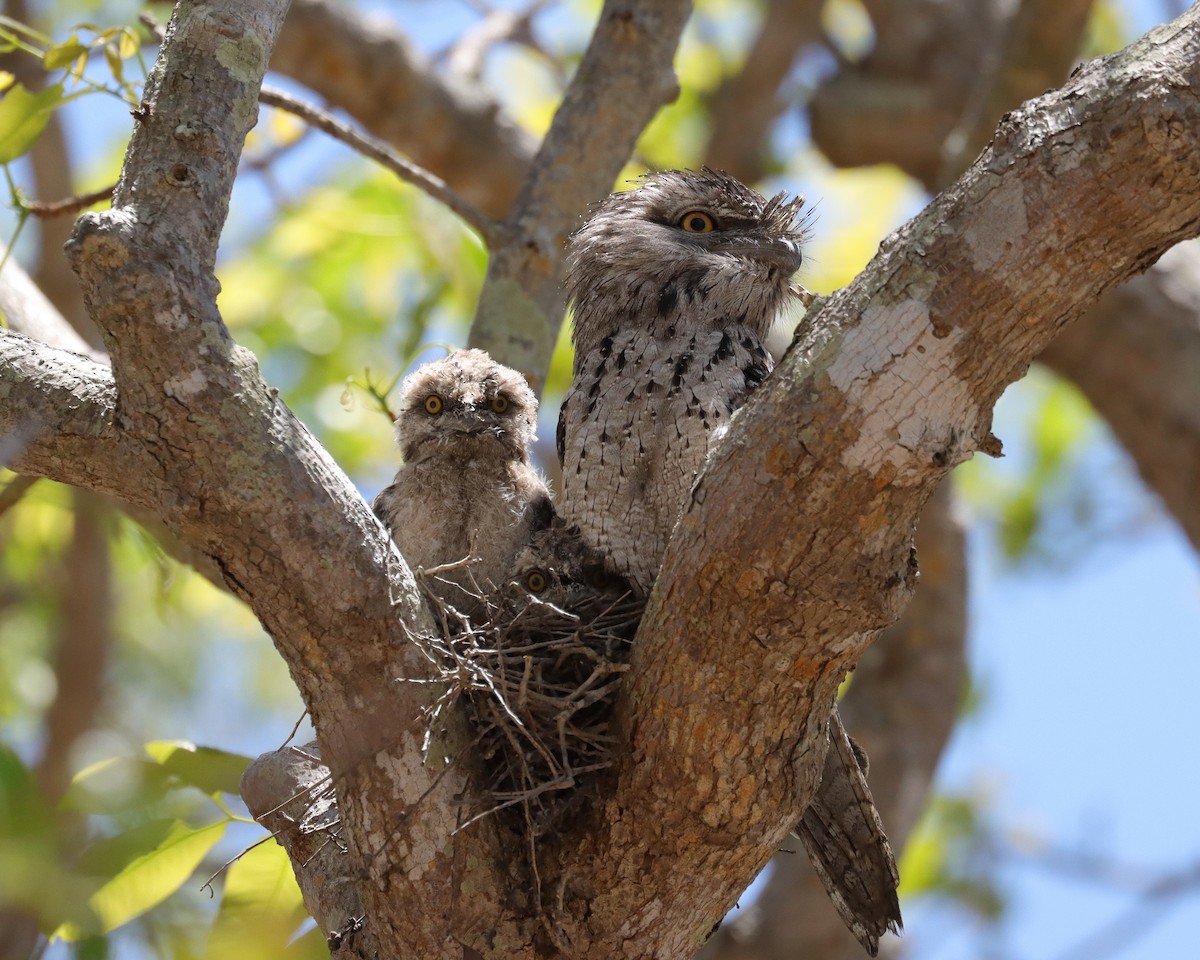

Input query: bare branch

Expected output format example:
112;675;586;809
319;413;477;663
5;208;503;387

808;0;1200;560
812;0;1094;190
968;0;1097;181
467;0;693;388
272;0;535;219
9;4;1200;958
0;473;39;518
23;187;115;219
0;332;130;498
0;251;104;359
705;0;825;183
703;482;968;960
51;5;521;954
445;1;554;82
241;743;370;956
37;491;114;803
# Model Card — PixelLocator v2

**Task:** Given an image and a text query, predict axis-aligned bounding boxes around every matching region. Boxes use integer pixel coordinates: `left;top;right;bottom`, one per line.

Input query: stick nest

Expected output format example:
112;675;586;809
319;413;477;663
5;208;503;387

412;565;643;836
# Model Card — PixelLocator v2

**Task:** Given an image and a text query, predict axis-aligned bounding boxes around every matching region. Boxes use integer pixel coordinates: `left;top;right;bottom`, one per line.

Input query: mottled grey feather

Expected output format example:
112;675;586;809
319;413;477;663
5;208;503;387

558;168;804;594
795;708;903;956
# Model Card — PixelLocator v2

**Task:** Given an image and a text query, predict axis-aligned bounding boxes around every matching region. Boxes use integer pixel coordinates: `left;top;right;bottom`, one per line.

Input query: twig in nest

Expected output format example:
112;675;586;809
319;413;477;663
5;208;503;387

408;565;643;838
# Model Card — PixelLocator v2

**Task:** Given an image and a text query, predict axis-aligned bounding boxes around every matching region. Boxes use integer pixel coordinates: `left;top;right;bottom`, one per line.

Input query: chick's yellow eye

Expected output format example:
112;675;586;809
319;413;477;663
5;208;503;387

423;395;443;415
679;210;715;233
525;570;548;594
491;394;509;414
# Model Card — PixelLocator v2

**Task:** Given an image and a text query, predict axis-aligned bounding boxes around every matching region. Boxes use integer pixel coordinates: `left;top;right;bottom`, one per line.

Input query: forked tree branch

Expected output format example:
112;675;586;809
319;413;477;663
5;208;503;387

4;5;1200;960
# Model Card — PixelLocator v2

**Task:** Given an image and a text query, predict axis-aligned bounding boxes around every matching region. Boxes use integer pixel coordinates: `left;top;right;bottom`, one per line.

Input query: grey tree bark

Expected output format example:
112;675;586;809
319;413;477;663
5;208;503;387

3;4;1200;960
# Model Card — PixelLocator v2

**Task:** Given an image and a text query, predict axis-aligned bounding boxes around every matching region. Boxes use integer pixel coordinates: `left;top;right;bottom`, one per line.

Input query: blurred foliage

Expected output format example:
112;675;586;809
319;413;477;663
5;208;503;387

1085;0;1130;58
217;165;489;478
955;365;1153;569
1;738;278;951
902;792;1006;921
0;0;1176;956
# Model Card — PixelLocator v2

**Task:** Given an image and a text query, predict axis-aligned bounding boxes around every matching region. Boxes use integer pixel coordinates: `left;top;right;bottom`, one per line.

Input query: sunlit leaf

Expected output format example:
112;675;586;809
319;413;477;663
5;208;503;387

144;740;253;796
206;840;309;959
899;793;1005;920
0;82;64;163
0;748;102;932
56;818;228;939
104;43;124;86
61;755;173;815
43;36;88;70
118;28;140;61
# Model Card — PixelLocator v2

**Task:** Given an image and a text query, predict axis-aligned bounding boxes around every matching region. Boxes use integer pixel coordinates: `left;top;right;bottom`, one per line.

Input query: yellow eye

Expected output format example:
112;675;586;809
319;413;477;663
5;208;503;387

679;210;715;233
525;570;548;594
423;395;443;415
491;394;509;414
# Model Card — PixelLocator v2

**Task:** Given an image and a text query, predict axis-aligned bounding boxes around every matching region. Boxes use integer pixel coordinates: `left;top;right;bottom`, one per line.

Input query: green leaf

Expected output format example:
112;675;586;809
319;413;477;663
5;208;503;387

42;36;88;70
103;43;124;86
144;740;253;796
0;82;64;163
0;742;51;837
75;818;179;877
0;746;103;932
284;927;333;960
55;818;228;939
61;755;173;815
206;840;309;959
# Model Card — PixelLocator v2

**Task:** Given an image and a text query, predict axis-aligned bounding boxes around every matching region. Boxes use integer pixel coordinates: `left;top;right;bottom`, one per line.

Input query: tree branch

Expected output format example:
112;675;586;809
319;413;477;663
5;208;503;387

810;0;1200;558
1041;241;1200;552
702;482;968;960
812;0;1094;190
271;0;534;219
705;0;825;183
257;85;497;242
49;4;526;955
0;252;103;359
0;332;130;494
8;5;1200;959
466;0;692;387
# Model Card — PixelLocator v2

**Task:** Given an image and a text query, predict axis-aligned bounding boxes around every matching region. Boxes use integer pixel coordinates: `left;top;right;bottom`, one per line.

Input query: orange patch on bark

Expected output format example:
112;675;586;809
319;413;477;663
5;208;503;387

735;566;766;597
765;444;796;482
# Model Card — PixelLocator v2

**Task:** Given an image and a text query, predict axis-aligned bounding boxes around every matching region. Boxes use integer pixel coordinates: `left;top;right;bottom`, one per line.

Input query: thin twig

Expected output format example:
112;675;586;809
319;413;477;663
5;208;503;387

23;186;115;219
257;85;497;244
199;832;276;896
276;708;310;751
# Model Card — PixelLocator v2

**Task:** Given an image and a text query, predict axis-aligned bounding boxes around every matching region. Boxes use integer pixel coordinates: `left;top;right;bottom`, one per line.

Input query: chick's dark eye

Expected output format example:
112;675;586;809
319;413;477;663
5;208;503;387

525;570;548;593
491;394;510;414
423;395;443;415
679;210;715;233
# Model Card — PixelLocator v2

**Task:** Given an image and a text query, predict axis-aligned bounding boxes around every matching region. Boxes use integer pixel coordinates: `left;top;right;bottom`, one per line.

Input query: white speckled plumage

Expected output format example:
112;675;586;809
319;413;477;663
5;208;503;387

557;168;806;594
